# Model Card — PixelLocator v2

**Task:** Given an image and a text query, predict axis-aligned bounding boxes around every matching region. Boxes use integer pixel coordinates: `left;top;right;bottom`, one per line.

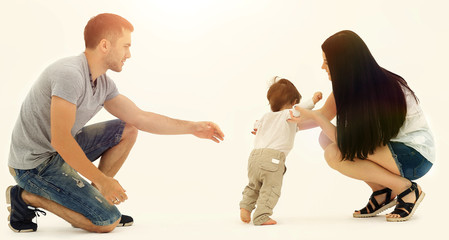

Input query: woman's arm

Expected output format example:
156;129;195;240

310;110;337;143
289;102;337;142
295;92;337;130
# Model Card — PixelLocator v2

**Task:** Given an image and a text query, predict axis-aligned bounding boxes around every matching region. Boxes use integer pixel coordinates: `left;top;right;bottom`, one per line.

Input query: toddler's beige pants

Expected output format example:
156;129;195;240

239;148;286;225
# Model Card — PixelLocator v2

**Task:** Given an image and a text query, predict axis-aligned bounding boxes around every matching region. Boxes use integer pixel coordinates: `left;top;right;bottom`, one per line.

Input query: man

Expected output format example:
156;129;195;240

6;13;224;233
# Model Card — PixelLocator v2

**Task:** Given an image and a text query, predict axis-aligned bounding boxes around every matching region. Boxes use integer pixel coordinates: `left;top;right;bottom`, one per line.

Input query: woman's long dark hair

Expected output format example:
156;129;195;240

321;30;417;161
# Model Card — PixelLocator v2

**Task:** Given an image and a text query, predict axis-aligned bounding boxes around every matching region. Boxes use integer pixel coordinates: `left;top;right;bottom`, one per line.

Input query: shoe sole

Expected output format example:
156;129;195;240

386;191;425;222
5;185;35;233
6;185;12;222
353;199;397;218
117;222;134;227
6;185;12;205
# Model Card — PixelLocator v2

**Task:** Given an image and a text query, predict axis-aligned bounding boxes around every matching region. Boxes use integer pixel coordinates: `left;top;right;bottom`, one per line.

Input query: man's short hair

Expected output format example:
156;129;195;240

84;13;134;49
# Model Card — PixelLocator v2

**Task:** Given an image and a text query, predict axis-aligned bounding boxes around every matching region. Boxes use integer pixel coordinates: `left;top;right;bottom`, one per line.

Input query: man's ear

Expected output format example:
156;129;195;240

98;39;111;54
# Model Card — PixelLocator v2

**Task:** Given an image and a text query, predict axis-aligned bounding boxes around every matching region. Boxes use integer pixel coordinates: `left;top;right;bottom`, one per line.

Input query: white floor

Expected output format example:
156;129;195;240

2;144;446;240
1;203;445;240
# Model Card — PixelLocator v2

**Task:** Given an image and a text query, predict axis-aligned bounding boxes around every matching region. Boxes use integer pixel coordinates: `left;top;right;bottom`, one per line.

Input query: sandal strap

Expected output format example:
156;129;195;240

372;188;392;197
357;188;393;214
389;182;421;218
360;202;375;214
389;203;415;217
372;188;392;206
397;182;418;205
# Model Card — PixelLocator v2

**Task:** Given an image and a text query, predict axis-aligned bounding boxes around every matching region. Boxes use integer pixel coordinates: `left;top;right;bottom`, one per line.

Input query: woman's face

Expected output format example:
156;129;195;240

321;51;331;81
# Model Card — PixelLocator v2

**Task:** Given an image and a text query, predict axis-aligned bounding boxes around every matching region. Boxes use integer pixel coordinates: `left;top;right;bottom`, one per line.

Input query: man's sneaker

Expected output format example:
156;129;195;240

6;185;46;233
117;215;133;227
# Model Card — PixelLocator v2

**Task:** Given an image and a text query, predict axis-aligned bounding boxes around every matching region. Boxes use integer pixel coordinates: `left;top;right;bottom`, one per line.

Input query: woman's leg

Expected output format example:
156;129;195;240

324;143;411;195
319;132;422;218
325;143;422;218
320;131;394;193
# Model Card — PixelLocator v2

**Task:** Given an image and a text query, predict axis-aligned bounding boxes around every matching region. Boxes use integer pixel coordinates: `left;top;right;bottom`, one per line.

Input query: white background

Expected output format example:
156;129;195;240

1;0;448;239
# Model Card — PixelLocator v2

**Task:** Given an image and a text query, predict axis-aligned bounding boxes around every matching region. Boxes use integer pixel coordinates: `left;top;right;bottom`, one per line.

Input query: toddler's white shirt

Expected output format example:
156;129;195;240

253;98;315;156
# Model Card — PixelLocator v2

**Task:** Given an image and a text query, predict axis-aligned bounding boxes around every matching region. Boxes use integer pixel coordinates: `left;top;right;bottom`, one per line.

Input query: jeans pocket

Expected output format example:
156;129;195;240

14;169;31;183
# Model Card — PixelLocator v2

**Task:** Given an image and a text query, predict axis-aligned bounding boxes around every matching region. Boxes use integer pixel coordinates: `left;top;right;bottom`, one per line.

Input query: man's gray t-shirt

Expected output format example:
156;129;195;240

8;54;119;170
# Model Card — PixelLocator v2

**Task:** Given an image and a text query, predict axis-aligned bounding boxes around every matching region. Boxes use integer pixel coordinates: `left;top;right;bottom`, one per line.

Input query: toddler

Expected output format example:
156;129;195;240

239;77;322;225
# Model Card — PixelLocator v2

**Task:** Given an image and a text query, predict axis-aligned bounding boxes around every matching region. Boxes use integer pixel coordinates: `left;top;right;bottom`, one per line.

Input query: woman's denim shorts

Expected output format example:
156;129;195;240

388;142;433;180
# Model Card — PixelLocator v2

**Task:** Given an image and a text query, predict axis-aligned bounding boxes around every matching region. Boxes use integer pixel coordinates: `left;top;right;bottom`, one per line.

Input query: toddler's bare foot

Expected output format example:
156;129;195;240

240;208;251;223
261;218;277;225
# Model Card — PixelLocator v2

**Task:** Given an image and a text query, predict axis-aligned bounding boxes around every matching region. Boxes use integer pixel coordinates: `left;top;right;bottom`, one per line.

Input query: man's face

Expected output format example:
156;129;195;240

106;29;132;72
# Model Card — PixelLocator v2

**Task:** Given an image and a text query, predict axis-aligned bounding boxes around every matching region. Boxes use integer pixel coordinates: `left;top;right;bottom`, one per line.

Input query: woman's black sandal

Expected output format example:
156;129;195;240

386;182;425;222
353;188;397;218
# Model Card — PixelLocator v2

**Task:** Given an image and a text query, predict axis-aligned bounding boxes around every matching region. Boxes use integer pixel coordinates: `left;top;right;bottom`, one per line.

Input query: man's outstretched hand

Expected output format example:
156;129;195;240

192;121;225;143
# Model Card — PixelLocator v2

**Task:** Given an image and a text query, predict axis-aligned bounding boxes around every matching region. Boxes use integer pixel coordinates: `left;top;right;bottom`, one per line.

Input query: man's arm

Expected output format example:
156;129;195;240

104;94;224;142
50;96;127;205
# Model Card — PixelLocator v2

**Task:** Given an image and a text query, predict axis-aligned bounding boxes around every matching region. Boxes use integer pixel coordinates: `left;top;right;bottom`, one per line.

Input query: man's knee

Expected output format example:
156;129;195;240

324;143;341;170
122;123;138;143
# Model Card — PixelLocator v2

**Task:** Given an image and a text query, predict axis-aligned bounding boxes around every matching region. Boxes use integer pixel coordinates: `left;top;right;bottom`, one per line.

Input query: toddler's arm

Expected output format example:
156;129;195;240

292;91;323;117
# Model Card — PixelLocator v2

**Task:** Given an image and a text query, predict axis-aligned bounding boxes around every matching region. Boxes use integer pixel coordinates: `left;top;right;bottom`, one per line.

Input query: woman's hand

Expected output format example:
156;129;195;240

289;105;337;142
288;106;317;124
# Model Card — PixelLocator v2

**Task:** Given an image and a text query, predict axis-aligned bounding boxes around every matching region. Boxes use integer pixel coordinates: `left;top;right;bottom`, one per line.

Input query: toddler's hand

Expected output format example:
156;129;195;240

312;91;323;104
252;120;259;135
251;128;258;135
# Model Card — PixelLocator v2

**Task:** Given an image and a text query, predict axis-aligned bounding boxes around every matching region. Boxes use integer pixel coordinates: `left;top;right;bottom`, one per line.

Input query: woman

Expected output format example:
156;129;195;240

291;30;435;222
